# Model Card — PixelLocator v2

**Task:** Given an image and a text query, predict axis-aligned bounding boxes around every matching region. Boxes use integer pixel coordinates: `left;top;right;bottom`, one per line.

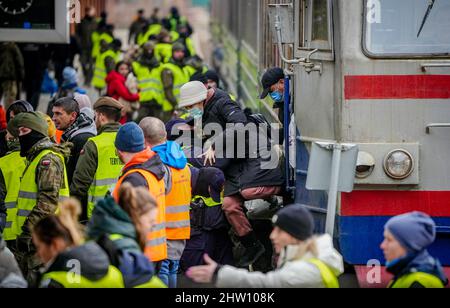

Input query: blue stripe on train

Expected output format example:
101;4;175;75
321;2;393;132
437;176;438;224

339;216;450;266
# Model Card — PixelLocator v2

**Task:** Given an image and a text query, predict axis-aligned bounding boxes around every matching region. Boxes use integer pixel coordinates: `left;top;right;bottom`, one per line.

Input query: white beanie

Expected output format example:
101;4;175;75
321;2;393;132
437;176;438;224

179;81;208;108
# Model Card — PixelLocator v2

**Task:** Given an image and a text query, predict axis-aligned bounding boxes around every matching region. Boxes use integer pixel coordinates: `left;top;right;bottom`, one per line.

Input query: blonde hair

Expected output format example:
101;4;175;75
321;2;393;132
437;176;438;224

117;183;158;251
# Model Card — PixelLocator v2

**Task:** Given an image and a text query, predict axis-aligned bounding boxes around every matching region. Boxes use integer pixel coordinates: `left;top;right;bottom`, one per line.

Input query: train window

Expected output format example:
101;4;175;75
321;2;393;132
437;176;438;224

303;0;333;51
364;0;450;57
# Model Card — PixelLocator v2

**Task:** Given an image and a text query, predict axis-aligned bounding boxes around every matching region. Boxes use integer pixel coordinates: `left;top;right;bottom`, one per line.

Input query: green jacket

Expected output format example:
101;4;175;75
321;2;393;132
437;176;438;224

70;123;120;216
86;196;141;254
19;138;70;238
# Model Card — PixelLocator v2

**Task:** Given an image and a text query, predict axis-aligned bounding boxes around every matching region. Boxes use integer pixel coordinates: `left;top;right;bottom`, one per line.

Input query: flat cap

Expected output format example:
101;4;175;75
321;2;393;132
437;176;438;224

93;97;124;111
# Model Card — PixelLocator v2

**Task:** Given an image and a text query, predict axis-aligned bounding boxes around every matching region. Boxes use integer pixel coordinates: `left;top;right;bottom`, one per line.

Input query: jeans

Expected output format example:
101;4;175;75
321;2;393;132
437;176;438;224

158;259;180;288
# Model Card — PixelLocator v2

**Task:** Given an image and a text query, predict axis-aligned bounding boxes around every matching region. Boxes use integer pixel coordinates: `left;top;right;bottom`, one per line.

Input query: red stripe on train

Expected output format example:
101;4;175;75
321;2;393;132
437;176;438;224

341;191;450;217
345;75;450;100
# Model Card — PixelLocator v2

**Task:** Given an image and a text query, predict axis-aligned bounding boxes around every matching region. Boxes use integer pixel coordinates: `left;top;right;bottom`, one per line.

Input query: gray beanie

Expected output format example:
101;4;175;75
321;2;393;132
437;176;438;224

385;212;436;254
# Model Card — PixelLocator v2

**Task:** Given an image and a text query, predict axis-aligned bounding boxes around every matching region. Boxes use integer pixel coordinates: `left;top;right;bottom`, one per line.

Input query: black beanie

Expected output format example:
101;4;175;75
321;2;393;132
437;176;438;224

272;204;314;241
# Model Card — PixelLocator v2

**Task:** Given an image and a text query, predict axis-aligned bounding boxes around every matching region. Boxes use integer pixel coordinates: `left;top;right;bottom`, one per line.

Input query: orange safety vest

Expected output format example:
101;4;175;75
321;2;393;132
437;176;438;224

113;169;167;262
165;166;191;240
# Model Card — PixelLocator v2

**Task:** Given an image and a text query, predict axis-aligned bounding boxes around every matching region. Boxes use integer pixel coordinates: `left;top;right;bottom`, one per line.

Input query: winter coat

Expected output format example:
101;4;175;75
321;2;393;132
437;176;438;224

0;43;25;81
61;108;97;185
0;237;27;288
87;196;141;254
215;234;344;288
106;71;140;103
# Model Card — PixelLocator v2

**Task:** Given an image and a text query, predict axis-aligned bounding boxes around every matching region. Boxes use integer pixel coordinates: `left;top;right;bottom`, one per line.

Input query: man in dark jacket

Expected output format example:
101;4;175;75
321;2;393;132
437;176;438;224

76;7;98;86
52;97;97;185
179;81;285;268
0;42;25;111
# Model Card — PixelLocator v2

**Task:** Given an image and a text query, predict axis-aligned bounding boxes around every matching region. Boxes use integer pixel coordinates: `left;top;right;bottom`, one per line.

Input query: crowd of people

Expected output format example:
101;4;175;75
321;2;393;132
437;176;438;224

0;5;448;289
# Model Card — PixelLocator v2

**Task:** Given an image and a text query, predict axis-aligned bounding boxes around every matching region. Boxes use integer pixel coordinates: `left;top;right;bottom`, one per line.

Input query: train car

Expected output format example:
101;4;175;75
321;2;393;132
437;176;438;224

211;0;450;287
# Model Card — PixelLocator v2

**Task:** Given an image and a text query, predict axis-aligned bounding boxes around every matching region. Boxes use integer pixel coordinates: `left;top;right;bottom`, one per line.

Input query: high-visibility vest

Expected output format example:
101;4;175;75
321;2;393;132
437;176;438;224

155;43;173;64
165;166;191;240
40;266;125;288
308;258;340;288
87;132;124;218
113;169;167;262
109;234;168;288
170;31;180;42
163;62;190;106
169;16;188;32
132;61;173;111
0;151;27;241
193;195;222;207
389;272;445;289
16;150;69;233
92;32;114;59
92;49;120;90
137;24;163;46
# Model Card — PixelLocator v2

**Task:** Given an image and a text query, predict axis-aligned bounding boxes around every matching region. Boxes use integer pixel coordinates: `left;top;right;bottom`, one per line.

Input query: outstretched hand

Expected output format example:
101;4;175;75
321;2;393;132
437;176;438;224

186;254;218;284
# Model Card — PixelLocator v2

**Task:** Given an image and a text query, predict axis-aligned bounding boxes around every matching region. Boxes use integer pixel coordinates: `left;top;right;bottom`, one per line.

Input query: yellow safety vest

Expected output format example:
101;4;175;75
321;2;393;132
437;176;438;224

87;132;124;218
389;272;445;289
92;32;114;59
132;61;173;111
163;62;190;107
169;16;188;32
40;266;125;288
171;31;180;42
0;151;27;240
308;258;340;288
155;43;173;64
184;64;208;80
137;24;163;46
92;50;120;90
16;150;69;234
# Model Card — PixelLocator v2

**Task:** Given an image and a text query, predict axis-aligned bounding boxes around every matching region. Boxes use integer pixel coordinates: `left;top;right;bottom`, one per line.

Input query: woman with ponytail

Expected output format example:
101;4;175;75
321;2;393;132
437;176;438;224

87;184;167;288
33;199;124;288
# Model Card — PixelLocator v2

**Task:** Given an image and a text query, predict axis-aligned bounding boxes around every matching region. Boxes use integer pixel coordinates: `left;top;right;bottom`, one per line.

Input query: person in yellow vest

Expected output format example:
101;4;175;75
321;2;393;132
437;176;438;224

112;123;167;267
91;23;114;63
7;112;70;286
175;24;196;58
0;129;26;248
155;29;174;64
132;42;166;122
187;204;344;288
161;43;190;118
166;7;192;34
382;212;448;288
137;22;163;47
70;97;124;221
34;199;125;288
92;39;122;96
87;183;167;288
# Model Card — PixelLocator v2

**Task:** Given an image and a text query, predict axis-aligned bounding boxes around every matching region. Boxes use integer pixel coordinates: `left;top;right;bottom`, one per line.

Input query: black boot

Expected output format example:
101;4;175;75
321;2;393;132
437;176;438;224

236;232;266;268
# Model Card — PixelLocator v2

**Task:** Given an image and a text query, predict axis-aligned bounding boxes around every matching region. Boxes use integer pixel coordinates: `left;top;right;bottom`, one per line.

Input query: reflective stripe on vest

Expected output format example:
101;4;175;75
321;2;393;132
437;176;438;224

40;266;125;288
16;150;69;234
92;49;120;89
0;151;26;241
389;272;445;289
163;62;190;106
132;61;165;106
87;132;124;218
165;166;191;240
308;258;340;288
113;169;167;262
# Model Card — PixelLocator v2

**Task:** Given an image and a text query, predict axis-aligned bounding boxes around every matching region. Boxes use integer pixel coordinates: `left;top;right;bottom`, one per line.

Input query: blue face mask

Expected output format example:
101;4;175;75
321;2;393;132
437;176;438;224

189;108;204;120
270;91;283;103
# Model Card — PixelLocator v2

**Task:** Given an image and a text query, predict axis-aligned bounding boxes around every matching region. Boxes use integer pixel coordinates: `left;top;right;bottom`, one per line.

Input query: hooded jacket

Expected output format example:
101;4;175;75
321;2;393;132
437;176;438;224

0;237;27;288
120;149;166;189
106;71;140;103
39;241;119;288
215;234;344;288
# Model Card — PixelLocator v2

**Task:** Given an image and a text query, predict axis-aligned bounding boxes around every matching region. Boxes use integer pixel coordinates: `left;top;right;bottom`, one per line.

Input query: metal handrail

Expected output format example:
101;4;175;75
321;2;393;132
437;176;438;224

426;123;450;134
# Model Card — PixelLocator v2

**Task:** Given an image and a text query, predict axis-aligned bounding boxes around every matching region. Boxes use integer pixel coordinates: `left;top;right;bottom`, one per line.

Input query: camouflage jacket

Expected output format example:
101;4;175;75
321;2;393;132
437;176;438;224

21;138;70;239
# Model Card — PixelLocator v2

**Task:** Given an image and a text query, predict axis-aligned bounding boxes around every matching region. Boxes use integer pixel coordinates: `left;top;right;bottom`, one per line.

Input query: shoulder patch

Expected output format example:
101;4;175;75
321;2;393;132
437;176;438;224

41;160;51;167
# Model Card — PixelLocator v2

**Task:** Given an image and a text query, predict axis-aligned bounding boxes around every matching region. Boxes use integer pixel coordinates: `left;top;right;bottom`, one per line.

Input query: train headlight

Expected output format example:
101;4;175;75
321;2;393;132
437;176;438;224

383;150;414;180
356;151;375;179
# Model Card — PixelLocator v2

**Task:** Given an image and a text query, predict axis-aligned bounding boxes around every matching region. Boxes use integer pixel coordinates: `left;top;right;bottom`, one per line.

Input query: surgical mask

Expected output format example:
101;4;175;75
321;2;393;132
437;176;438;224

189;108;203;120
270;91;283;103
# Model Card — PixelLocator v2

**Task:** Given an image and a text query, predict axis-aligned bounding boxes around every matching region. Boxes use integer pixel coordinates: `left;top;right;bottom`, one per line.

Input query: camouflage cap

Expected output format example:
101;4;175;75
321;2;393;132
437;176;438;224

93;97;124;111
7;112;49;138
